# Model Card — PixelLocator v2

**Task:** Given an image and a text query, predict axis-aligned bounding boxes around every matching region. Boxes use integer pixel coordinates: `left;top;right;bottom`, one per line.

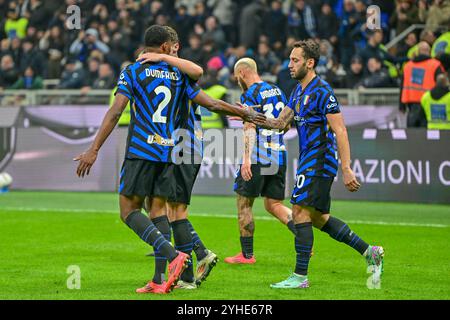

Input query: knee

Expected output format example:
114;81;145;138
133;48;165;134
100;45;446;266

311;213;329;229
264;199;276;214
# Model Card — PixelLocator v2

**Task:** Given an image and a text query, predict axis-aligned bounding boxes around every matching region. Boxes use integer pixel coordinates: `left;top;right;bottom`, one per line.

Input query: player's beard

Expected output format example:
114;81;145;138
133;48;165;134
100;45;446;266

292;62;308;81
238;77;248;91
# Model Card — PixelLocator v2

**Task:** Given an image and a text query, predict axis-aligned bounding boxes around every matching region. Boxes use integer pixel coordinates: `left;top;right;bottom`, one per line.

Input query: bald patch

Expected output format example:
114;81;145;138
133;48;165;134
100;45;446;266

418;41;431;56
234;58;258;73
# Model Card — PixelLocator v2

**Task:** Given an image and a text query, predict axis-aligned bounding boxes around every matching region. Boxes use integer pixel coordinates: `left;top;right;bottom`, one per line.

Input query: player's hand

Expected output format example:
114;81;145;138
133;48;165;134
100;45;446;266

239;103;265;124
137;52;166;64
241;161;252;181
342;168;361;192
73;148;98;178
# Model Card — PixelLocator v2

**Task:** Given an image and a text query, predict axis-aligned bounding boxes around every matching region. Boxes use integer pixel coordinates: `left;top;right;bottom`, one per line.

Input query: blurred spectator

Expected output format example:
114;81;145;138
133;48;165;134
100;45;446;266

88;4;110;27
9;37;22;63
201;39;220;66
181;33;205;66
92;63;116;89
105;19;132;71
82;57;100;88
287;0;317;40
263;0;288;50
70;28;110;63
18;37;45;76
419;0;450;33
255;41;280;76
39;26;65;56
316;39;334;80
143;0;164;27
317;2;339;47
420;73;450;130
400;41;445;127
207;0;235;44
343;55;364;88
359;30;399;73
325;56;347;88
202;16;226;51
0;39;12;59
173;5;193;48
389;0;419;36
349;0;368;51
4;1;29;39
338;0;358;69
239;0;265;50
10;65;43;89
357;57;394;89
192;1;209;26
58;58;86;89
225;45;249;73
26;0;50;31
397;32;418;59
0;54;19;89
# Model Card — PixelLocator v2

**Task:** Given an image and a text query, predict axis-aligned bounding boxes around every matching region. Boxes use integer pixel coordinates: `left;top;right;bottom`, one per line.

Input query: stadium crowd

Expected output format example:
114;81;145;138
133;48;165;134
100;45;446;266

0;0;449;95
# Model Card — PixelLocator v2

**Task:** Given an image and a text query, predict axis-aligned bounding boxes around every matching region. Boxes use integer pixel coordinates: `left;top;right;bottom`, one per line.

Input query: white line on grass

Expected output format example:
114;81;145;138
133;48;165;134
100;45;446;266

0;206;448;228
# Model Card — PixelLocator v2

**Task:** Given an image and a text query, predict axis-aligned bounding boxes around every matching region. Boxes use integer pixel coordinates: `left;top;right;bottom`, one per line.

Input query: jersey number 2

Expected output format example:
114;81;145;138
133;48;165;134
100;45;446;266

153;86;171;123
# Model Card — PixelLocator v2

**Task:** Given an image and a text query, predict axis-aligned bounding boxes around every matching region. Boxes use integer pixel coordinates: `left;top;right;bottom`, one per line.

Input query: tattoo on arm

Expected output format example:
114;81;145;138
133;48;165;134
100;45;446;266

243;123;256;163
260;108;294;130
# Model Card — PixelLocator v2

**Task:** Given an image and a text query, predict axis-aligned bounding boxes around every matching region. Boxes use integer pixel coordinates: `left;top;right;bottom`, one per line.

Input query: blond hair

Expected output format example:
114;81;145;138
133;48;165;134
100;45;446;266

234;57;258;73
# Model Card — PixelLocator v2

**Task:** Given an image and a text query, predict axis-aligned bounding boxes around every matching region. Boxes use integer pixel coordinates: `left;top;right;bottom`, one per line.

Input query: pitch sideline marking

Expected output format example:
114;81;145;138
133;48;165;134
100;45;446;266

0;206;448;228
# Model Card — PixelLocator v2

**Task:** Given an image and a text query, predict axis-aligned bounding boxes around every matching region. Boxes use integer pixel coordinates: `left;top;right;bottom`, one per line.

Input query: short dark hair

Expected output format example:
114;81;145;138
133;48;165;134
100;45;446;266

293;40;320;68
163;25;179;43
144;25;171;48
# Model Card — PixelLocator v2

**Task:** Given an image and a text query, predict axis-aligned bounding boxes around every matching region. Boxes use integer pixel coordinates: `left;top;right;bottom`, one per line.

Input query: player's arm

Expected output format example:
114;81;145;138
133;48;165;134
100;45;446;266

326;113;361;192
74;94;129;178
192;90;265;123
138;53;203;80
254;107;294;131
241;122;256;181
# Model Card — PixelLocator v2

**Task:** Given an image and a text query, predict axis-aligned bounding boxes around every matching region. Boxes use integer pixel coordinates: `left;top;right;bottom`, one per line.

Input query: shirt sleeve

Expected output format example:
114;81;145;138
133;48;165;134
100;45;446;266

186;77;201;100
323;91;341;114
115;67;133;101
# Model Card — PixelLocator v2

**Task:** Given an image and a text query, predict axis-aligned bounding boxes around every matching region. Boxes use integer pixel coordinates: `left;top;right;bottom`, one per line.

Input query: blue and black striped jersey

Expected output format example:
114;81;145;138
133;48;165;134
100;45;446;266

240;82;288;166
116;61;200;162
172;95;203;164
287;76;340;177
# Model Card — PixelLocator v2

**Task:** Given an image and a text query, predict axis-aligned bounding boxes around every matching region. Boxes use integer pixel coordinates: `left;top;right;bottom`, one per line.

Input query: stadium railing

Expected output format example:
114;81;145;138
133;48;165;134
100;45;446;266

0;88;401;107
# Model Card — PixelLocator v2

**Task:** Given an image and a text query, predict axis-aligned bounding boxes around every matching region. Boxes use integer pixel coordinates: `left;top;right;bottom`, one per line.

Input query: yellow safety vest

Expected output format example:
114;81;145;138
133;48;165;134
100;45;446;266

380;44;399;78
110;87;132;126
421;90;450;130
407;44;419;60
201;85;227;129
432;32;450;58
5;18;28;39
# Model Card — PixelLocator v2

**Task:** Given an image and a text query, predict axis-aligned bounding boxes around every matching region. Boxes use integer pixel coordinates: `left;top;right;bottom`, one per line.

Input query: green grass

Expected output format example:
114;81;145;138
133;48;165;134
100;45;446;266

0;191;449;300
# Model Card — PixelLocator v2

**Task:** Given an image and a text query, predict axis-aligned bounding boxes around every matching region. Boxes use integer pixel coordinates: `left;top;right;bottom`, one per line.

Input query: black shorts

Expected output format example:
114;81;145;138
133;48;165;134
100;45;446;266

153;163;201;205
119;159;170;197
290;175;334;213
234;164;286;200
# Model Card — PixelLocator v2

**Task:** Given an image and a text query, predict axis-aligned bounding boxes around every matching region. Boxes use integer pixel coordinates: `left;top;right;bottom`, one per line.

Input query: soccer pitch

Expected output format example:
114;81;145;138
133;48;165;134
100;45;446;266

0;191;449;300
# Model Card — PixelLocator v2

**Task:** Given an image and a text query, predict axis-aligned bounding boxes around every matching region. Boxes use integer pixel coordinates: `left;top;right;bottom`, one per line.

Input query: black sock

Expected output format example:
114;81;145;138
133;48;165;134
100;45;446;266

188;220;208;261
240;236;253;259
294;222;313;276
125;210;177;261
321;216;369;255
287;220;296;236
151;215;172;284
171;219;194;283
